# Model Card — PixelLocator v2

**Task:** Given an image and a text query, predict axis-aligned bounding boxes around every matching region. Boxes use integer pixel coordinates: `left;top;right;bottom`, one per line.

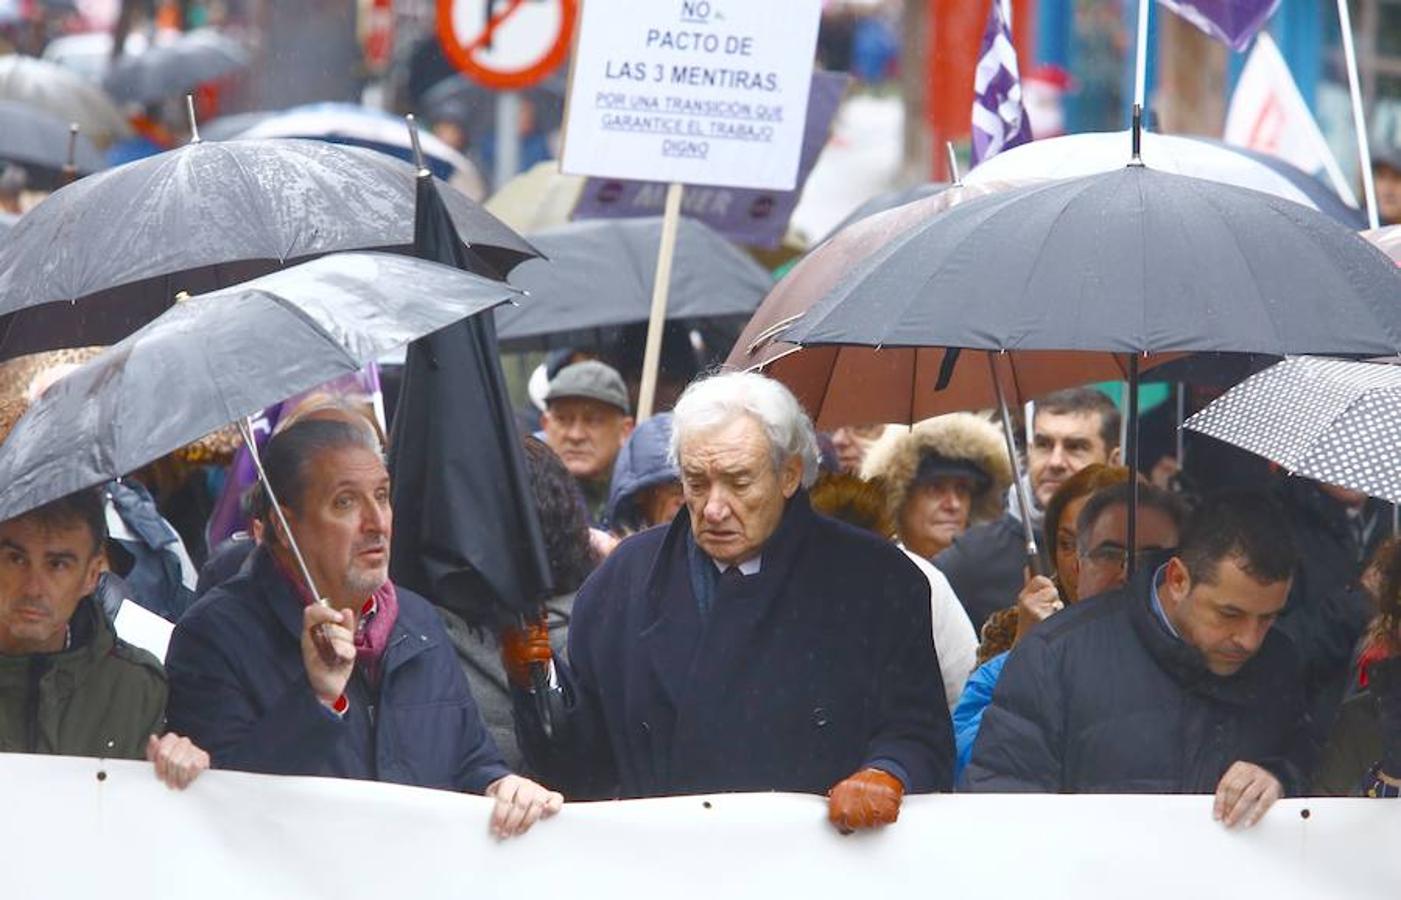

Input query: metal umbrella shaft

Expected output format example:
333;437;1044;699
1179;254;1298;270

237;417;340;666
988;353;1045;576
1127;354;1141;578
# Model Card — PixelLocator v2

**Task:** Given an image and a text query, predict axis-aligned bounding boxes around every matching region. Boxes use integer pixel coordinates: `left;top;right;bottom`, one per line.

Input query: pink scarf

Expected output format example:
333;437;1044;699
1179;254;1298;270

272;552;400;686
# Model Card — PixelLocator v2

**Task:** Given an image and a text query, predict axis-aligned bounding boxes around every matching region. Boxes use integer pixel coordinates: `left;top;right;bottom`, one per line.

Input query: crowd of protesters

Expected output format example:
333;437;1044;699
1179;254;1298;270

7;355;1401;841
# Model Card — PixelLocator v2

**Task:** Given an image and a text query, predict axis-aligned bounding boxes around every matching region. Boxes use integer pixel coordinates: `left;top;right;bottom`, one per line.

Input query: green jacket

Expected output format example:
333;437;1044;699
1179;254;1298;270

0;597;166;759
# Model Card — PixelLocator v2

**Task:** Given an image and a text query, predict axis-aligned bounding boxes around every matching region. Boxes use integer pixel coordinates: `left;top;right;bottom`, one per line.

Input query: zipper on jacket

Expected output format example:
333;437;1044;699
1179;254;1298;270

24;658;48;753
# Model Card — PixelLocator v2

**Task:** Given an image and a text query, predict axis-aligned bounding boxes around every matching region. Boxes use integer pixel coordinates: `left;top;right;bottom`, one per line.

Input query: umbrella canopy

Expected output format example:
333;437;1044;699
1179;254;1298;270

1184;356;1401;503
0;251;520;523
819;182;949;243
228;103;483;194
727;177;1136;427
0;99;105;185
41;30;154;83
0;138;537;361
966;130;1347;219
0;54;129;147
102;29;249;105
783;166;1401;359
1365;225;1401;265
499;217;772;350
484;160;584;233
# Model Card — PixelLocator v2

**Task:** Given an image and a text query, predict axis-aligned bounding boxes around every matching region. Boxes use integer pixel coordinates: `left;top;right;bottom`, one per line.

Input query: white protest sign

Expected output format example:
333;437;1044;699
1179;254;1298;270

561;0;823;190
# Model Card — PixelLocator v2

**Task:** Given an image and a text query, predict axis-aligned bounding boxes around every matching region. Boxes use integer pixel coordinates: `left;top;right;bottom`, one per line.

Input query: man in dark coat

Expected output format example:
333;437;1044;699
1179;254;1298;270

507;372;953;833
964;491;1316;829
935;388;1119;630
166;419;561;839
1275;476;1393;739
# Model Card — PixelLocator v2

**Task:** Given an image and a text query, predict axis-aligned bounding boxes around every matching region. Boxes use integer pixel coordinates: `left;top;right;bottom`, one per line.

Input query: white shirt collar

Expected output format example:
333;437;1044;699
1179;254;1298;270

713;555;762;576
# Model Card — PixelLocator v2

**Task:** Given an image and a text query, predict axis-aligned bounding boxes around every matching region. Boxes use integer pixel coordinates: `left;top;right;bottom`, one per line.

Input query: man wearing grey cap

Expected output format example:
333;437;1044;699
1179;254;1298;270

541;361;635;523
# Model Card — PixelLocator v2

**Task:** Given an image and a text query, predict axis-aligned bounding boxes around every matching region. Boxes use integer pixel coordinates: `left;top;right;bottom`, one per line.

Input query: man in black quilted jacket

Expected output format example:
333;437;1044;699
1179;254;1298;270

964;491;1316;829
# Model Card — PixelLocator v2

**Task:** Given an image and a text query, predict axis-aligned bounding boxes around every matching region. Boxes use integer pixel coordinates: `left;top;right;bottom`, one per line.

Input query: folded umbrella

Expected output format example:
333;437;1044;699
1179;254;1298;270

0;138;537;361
1184;356;1401;503
0;252;521;524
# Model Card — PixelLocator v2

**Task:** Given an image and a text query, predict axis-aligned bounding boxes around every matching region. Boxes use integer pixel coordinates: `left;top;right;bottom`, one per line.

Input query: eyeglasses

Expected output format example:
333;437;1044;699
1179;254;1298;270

1082;545;1177;568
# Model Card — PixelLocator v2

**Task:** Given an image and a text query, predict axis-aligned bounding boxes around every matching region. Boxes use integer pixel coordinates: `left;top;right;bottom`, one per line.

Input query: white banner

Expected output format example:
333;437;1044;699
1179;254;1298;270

1225;33;1358;207
2;753;1397;898
560;0;822;190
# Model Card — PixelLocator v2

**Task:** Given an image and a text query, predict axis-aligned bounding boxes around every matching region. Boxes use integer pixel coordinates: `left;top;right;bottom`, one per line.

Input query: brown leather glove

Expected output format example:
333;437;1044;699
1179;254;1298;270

500;618;552;689
827;767;904;834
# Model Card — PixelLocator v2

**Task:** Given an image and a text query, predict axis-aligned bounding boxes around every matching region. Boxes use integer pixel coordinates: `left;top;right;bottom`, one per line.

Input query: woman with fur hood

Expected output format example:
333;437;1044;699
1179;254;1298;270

861;413;1014;561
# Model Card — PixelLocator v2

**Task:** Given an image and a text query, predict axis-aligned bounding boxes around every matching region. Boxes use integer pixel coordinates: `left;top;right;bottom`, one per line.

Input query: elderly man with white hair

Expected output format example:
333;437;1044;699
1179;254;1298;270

506;372;953;832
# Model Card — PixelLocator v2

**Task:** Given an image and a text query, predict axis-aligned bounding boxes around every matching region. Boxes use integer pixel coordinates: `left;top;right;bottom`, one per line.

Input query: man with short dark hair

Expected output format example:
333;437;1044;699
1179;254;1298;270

936;388;1121;629
1072;481;1186;600
0;490;208;789
965;491;1315;829
167;419;561;838
541;360;635;523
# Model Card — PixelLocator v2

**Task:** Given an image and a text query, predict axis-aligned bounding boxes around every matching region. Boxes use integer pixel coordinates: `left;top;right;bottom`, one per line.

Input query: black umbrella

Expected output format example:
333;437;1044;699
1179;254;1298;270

102;30;250;106
0;251;519;524
776;159;1401;572
388;166;553;629
0;138;538;361
0;100;104;187
498;216;772;350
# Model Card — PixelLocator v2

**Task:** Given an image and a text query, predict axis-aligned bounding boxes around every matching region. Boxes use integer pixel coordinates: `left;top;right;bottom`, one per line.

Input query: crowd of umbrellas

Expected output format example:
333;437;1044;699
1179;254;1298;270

2;41;1401;617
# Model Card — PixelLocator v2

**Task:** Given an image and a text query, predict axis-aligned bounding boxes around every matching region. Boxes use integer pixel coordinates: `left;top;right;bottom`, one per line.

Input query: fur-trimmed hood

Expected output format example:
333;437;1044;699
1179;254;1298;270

860;413;1013;525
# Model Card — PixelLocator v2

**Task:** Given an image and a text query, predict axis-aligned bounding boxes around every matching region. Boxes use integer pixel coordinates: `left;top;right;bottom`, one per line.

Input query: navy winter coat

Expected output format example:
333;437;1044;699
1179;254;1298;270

963;568;1316;795
604;412;677;532
166;548;510;793
518;491;954;799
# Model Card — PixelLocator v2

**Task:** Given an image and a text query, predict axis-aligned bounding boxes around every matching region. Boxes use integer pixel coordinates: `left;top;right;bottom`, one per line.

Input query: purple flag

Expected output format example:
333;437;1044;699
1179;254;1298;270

1156;0;1280;52
970;0;1032;167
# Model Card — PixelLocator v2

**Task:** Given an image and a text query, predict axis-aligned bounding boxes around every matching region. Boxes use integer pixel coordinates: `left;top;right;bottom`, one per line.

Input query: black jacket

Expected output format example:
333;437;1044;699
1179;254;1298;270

517;491;954;799
963;568;1316;795
1276;478;1391;737
934;513;1037;632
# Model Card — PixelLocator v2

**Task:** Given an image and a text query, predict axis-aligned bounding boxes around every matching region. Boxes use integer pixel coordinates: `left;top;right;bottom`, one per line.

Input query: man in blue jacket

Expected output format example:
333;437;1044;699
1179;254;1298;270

964;492;1315;830
166;418;560;838
508;372;953;833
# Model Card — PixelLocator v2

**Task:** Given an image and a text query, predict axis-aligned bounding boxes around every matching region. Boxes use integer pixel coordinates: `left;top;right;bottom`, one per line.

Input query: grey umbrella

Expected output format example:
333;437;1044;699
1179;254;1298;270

1184;356;1401;503
102;29;250;106
0;251;521;524
0;99;104;186
421;72;566;139
498;216;771;350
0;137;537;361
0;54;130;148
819;182;950;243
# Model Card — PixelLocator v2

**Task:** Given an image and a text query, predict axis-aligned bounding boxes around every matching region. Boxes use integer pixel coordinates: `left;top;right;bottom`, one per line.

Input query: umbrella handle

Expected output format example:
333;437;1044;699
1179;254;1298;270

987;353;1045;577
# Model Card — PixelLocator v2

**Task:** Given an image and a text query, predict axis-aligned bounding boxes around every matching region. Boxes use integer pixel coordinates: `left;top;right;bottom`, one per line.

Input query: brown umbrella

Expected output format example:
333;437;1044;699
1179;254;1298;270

725;179;1169;431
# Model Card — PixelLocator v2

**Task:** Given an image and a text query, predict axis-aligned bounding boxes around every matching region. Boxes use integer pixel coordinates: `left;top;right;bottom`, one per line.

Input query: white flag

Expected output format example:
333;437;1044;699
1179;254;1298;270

1224;33;1357;207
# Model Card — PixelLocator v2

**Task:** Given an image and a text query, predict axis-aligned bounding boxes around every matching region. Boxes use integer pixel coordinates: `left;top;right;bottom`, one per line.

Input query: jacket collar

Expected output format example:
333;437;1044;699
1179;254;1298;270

249;546;434;674
0;597;114;684
1126;564;1276;706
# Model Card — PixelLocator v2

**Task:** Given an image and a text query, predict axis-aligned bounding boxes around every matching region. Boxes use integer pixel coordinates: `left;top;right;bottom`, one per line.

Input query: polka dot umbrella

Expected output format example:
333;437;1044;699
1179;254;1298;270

1185;356;1401;503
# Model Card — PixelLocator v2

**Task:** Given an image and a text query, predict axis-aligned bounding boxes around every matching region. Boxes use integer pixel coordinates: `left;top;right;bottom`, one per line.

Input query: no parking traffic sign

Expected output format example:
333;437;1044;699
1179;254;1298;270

436;0;577;90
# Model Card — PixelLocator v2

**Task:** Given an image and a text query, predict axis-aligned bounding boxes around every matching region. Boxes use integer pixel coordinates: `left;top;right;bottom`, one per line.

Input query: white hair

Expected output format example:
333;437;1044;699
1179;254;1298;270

669;371;819;488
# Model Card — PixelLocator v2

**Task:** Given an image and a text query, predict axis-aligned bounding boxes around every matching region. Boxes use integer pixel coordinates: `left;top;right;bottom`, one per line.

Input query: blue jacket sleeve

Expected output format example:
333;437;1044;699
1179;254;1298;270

961;633;1064;792
952;653;1008;784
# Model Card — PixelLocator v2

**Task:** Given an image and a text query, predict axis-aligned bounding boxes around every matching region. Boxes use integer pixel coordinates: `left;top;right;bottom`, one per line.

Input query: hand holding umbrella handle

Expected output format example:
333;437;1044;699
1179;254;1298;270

310;618;341;668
